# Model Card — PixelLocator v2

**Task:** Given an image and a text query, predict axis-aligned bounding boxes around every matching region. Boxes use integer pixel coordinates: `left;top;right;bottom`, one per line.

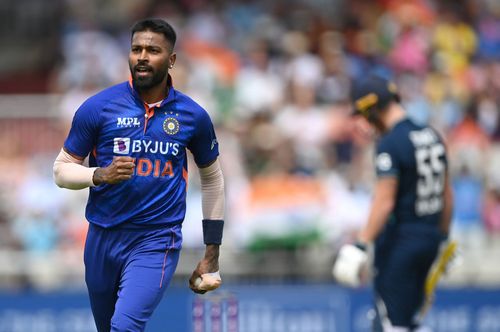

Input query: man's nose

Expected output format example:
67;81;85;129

138;49;148;61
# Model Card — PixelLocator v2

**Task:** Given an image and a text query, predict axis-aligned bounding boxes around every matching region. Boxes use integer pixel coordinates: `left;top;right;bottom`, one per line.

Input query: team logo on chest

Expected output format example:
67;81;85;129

117;117;141;128
163;117;180;135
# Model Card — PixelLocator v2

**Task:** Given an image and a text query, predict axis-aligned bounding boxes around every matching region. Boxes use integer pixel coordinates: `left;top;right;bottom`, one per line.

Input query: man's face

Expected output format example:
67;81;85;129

352;115;376;142
129;31;175;90
351;112;386;142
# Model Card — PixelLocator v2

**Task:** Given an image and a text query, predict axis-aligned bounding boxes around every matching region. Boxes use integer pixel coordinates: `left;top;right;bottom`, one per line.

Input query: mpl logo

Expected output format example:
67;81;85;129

117;117;141;128
114;137;130;154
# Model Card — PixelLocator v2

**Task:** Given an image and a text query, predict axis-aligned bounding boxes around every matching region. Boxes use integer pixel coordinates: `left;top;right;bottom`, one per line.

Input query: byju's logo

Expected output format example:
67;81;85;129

114;138;130;154
117;117;141;128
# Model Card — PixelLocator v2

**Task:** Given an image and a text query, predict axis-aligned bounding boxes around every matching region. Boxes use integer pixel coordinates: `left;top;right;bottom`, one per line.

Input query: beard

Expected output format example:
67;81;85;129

129;62;168;91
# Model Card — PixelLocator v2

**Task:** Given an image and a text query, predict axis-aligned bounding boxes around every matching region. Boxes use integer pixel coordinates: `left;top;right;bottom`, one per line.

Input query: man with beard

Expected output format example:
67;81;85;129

53;19;225;331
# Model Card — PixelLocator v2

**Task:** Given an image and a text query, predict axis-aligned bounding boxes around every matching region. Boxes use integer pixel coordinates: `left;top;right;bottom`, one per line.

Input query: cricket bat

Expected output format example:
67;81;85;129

419;240;458;319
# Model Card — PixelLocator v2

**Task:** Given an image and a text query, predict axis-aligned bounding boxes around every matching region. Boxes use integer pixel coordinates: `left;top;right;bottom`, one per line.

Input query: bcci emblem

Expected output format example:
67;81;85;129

163;117;180;135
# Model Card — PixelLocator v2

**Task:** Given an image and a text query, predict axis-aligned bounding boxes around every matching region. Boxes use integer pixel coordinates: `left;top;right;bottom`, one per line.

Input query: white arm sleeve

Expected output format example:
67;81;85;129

199;158;225;220
53;148;97;190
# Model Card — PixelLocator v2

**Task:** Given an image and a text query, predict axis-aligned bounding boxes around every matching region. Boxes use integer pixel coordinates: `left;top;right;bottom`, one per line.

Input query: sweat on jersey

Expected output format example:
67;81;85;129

64;77;219;231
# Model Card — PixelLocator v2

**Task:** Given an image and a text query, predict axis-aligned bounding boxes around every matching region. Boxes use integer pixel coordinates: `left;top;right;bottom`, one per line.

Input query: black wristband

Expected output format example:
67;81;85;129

202;219;224;245
354;241;367;252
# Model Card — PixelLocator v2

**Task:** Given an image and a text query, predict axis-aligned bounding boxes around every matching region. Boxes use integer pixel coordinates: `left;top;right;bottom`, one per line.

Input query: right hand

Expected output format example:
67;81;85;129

93;156;135;185
332;243;369;287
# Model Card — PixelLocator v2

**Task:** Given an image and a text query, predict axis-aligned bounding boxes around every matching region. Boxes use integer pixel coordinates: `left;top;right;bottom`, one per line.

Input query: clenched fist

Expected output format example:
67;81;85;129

93;156;135;185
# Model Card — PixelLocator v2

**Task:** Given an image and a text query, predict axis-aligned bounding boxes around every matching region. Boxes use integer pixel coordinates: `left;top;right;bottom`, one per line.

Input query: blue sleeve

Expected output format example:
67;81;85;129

375;138;399;178
188;108;219;166
63;98;101;158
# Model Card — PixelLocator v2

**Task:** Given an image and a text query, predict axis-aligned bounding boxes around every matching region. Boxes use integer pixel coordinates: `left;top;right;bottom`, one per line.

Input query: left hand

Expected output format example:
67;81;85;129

189;245;221;294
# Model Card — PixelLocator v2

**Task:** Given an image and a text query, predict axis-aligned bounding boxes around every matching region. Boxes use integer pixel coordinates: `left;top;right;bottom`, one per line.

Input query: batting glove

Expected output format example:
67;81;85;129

332;242;369;287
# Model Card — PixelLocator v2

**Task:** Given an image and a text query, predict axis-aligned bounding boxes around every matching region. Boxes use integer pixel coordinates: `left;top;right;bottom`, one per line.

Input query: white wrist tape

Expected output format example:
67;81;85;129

199;159;225;220
194;271;222;291
332;244;368;287
53;148;97;190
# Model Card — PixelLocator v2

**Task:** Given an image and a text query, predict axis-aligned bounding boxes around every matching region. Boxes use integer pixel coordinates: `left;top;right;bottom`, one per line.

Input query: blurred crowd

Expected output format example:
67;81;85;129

1;0;500;287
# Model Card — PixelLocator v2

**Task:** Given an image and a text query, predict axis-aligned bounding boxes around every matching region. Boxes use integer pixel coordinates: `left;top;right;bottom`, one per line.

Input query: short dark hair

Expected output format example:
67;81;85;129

130;18;177;50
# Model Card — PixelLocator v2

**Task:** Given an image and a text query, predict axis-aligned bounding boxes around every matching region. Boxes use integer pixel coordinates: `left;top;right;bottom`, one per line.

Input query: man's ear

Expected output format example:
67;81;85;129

169;53;177;69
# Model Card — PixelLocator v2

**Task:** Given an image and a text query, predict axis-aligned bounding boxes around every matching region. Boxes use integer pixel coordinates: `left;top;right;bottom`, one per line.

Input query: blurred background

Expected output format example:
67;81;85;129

1;0;500;331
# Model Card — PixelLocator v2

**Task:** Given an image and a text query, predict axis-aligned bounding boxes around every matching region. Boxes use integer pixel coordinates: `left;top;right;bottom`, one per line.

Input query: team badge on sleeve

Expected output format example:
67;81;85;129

163;117;180;135
376;152;392;172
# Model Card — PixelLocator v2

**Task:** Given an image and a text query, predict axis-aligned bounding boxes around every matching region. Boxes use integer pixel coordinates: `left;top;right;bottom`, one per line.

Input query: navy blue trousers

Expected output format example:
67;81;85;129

84;223;180;332
373;224;441;330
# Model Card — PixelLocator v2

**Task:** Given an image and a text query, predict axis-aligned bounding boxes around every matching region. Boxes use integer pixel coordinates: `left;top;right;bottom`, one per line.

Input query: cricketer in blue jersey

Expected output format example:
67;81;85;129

333;76;453;331
53;18;225;332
